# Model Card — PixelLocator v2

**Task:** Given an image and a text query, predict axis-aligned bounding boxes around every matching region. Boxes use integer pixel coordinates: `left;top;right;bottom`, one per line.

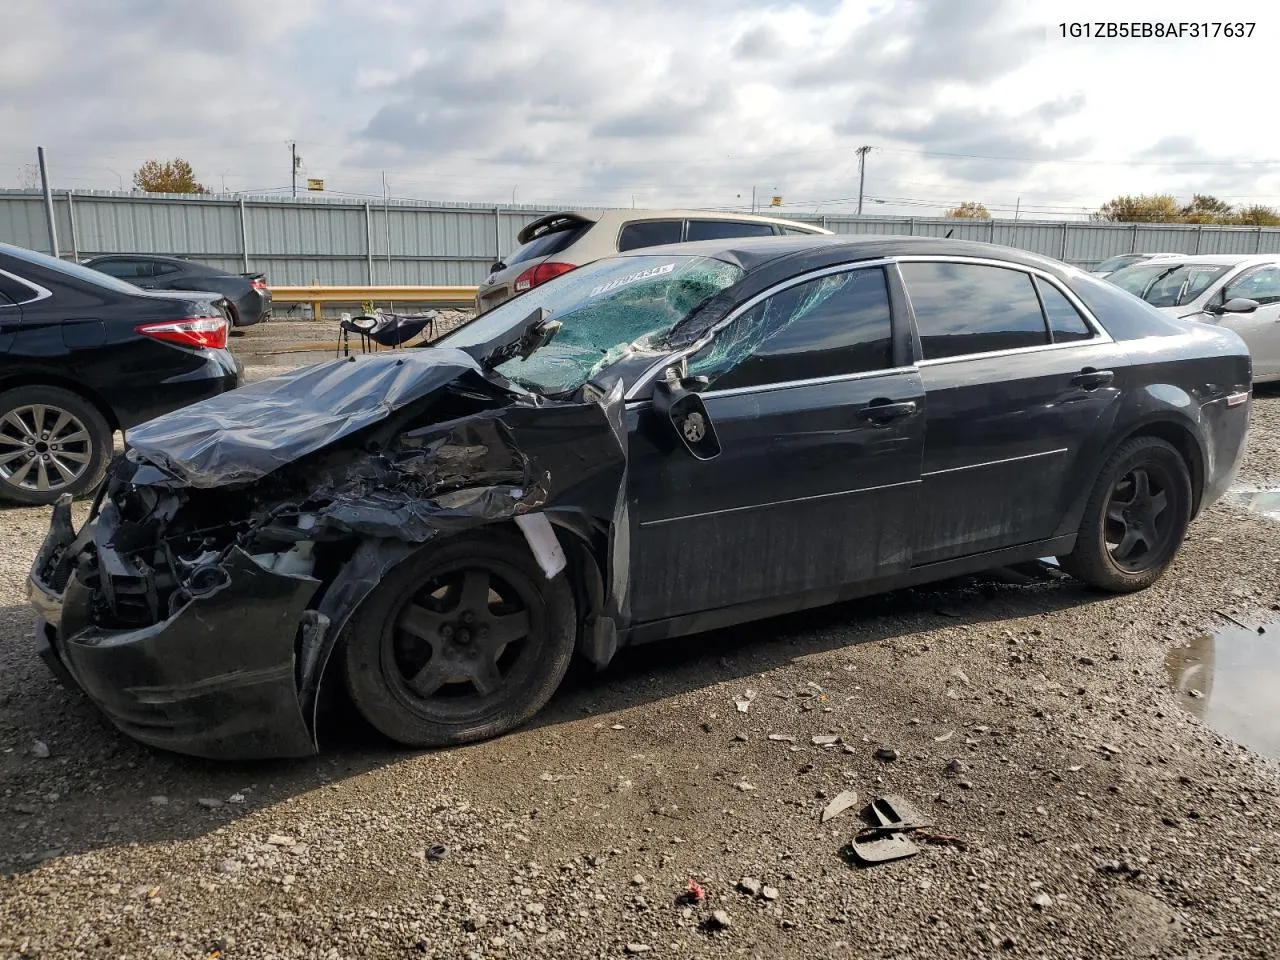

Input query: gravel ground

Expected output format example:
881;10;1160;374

2;385;1279;958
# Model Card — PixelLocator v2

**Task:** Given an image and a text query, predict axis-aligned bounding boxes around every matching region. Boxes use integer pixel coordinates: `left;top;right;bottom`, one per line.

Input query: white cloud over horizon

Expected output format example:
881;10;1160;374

2;0;1276;219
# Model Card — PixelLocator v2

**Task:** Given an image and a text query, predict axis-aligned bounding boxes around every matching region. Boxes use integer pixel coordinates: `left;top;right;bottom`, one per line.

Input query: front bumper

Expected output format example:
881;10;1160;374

29;504;320;760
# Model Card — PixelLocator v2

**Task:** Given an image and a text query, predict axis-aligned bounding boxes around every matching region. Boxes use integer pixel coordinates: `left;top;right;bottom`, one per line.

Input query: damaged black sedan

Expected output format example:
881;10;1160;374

29;236;1251;759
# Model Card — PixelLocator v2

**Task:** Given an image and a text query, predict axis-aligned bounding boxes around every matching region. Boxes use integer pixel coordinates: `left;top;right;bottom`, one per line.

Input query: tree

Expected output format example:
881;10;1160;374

132;158;207;194
945;201;990;219
1233;204;1280;226
1180;194;1234;224
1093;194;1184;222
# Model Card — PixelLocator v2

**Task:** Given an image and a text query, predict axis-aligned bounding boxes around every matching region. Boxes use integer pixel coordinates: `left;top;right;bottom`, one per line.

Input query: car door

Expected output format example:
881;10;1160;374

625;263;924;623
1213;264;1280;379
897;259;1125;565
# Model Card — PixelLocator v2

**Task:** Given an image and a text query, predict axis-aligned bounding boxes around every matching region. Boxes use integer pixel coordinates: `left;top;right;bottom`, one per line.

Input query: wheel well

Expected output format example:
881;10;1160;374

1122;420;1205;514
0;375;120;431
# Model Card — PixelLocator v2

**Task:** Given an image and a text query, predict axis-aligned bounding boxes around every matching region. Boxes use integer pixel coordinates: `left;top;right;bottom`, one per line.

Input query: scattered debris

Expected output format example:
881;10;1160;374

944;759;967;776
951;669;971;686
631;874;646;886
1032;892;1053;910
30;740;50;759
812;734;840;746
934;730;955;743
1214;609;1251;630
266;834;296;847
767;733;796;743
149;796;169;806
197;798;223;809
625;945;652;955
874;747;900;762
820;790;860;824
737;877;762;897
539;772;564;783
913;830;968;851
735;781;756;792
761;886;779;901
734;691;757;714
681;879;706;905
426;845;450;862
216;859;241;875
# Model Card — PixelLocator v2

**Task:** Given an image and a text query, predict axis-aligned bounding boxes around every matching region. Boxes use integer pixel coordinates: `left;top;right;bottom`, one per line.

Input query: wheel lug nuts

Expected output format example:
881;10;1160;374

478;627;490;640
441;624;455;640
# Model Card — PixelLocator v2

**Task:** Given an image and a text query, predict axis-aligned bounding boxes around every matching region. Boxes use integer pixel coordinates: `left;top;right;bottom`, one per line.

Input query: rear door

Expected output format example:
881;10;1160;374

1214;264;1280;379
897;258;1125;564
626;263;923;623
684;219;780;242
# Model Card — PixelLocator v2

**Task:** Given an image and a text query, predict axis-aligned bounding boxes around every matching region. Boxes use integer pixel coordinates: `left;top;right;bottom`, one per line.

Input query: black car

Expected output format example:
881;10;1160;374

82;254;272;327
28;236;1250;759
0;242;241;505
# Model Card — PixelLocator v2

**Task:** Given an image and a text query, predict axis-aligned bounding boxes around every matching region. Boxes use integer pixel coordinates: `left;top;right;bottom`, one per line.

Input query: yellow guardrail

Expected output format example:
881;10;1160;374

271;285;479;319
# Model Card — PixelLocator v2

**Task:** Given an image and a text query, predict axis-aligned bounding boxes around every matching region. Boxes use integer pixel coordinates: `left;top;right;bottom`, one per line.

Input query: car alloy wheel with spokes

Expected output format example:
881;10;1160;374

389;565;535;705
343;529;577;747
1105;463;1174;572
0;403;93;493
1059;435;1192;593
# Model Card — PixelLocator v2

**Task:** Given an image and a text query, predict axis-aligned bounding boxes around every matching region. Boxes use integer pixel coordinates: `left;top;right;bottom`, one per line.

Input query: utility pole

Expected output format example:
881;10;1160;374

290;142;299;198
855;145;872;216
1014;196;1021;221
37;147;59;258
751;185;757;213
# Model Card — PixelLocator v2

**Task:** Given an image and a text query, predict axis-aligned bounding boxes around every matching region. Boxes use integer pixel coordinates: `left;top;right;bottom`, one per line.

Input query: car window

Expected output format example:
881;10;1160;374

617;220;683;252
1035;278;1094;343
688;267;893;388
1093;254;1141;274
154;262;183;276
685;220;778;242
505;224;589;267
1142;265;1228;307
0;245;145;296
1224;265;1280;306
782;226;816;236
900;262;1049;360
94;259;154;279
0;271;41;305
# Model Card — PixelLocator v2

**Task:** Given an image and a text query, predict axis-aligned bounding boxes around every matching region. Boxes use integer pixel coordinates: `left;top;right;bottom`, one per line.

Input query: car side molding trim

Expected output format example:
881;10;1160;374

921;447;1069;478
638;478;921;528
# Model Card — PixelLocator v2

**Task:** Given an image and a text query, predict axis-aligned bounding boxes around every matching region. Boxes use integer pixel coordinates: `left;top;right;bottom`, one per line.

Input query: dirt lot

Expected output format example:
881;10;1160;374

2;333;1279;959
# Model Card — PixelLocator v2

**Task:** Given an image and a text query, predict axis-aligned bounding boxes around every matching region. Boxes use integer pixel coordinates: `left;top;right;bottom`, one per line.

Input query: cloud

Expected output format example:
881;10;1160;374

1;0;1278;217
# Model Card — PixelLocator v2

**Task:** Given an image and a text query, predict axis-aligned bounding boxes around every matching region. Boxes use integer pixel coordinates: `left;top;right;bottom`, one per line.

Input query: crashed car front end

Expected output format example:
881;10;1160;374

28;348;627;760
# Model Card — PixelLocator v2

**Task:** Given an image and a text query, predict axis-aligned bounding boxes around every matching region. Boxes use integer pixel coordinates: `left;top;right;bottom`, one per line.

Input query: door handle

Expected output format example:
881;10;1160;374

858;399;918;423
1071;368;1114;390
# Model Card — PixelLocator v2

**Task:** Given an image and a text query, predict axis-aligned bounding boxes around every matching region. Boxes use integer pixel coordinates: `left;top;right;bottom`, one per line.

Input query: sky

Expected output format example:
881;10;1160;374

1;0;1276;219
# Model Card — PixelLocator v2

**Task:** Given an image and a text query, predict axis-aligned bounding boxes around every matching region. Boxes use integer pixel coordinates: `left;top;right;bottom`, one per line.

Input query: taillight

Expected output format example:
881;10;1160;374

513;261;574;293
135;316;229;350
251;278;268;292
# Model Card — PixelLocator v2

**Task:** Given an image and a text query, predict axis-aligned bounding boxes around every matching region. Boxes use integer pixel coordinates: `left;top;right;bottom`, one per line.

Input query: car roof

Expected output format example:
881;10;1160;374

86;253;194;265
613;234;1075;277
516;208;830;244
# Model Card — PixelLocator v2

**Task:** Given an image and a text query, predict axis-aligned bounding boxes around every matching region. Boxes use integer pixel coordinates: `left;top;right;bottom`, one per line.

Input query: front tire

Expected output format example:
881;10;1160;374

342;528;577;748
0;386;112;506
1058;436;1192;593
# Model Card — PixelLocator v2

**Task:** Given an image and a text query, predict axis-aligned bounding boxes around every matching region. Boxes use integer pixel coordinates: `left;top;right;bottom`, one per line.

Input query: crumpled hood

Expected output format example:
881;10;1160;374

124;348;517;488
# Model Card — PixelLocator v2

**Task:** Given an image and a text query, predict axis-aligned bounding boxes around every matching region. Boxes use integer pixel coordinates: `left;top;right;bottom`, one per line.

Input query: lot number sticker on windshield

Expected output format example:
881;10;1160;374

589;262;675;297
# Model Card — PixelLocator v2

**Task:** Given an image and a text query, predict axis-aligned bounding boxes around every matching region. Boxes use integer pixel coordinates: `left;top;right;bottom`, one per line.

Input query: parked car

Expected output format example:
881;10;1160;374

1106;254;1280;382
1089;252;1179;278
0;242;241;505
29;235;1250;759
82;254;271;327
475;209;830;313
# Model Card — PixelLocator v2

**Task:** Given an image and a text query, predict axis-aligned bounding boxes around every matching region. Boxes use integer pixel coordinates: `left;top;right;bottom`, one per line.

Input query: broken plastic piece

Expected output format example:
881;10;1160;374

514;513;567;580
849;829;919;865
820;790;859;824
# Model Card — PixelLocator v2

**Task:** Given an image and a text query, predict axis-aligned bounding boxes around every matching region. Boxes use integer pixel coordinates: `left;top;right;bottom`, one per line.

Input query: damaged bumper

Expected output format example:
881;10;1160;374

30;504;319;759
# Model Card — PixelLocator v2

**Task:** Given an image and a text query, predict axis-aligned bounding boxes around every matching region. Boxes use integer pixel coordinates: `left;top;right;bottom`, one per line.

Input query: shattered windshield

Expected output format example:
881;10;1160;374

437;255;744;393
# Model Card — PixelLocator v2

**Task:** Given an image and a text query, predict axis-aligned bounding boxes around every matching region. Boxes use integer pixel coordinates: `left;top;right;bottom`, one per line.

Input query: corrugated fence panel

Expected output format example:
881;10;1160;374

10;191;1280;278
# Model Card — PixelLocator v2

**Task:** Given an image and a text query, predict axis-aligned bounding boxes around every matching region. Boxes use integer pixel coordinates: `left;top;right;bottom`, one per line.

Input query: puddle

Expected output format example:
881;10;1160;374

1166;621;1280;758
1225;487;1280;522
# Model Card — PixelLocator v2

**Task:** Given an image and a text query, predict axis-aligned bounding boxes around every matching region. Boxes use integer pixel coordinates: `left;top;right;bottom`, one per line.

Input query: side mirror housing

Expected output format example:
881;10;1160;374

651;372;721;460
1220;297;1260;314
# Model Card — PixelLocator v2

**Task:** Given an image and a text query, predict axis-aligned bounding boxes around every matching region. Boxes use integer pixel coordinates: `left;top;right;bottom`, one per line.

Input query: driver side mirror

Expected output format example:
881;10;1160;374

1218;297;1260;315
651;370;721;460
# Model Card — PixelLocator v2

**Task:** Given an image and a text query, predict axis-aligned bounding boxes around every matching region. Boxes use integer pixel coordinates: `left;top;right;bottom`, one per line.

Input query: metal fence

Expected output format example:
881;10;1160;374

5;189;1280;286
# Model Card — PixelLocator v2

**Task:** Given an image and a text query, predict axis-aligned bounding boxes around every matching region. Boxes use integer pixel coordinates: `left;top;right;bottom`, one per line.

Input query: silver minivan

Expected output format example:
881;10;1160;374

475;209;830;313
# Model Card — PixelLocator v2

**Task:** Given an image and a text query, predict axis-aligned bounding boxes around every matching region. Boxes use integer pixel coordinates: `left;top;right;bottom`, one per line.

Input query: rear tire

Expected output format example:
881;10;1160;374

343;528;577;748
1058;436;1192;593
0;385;112;506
